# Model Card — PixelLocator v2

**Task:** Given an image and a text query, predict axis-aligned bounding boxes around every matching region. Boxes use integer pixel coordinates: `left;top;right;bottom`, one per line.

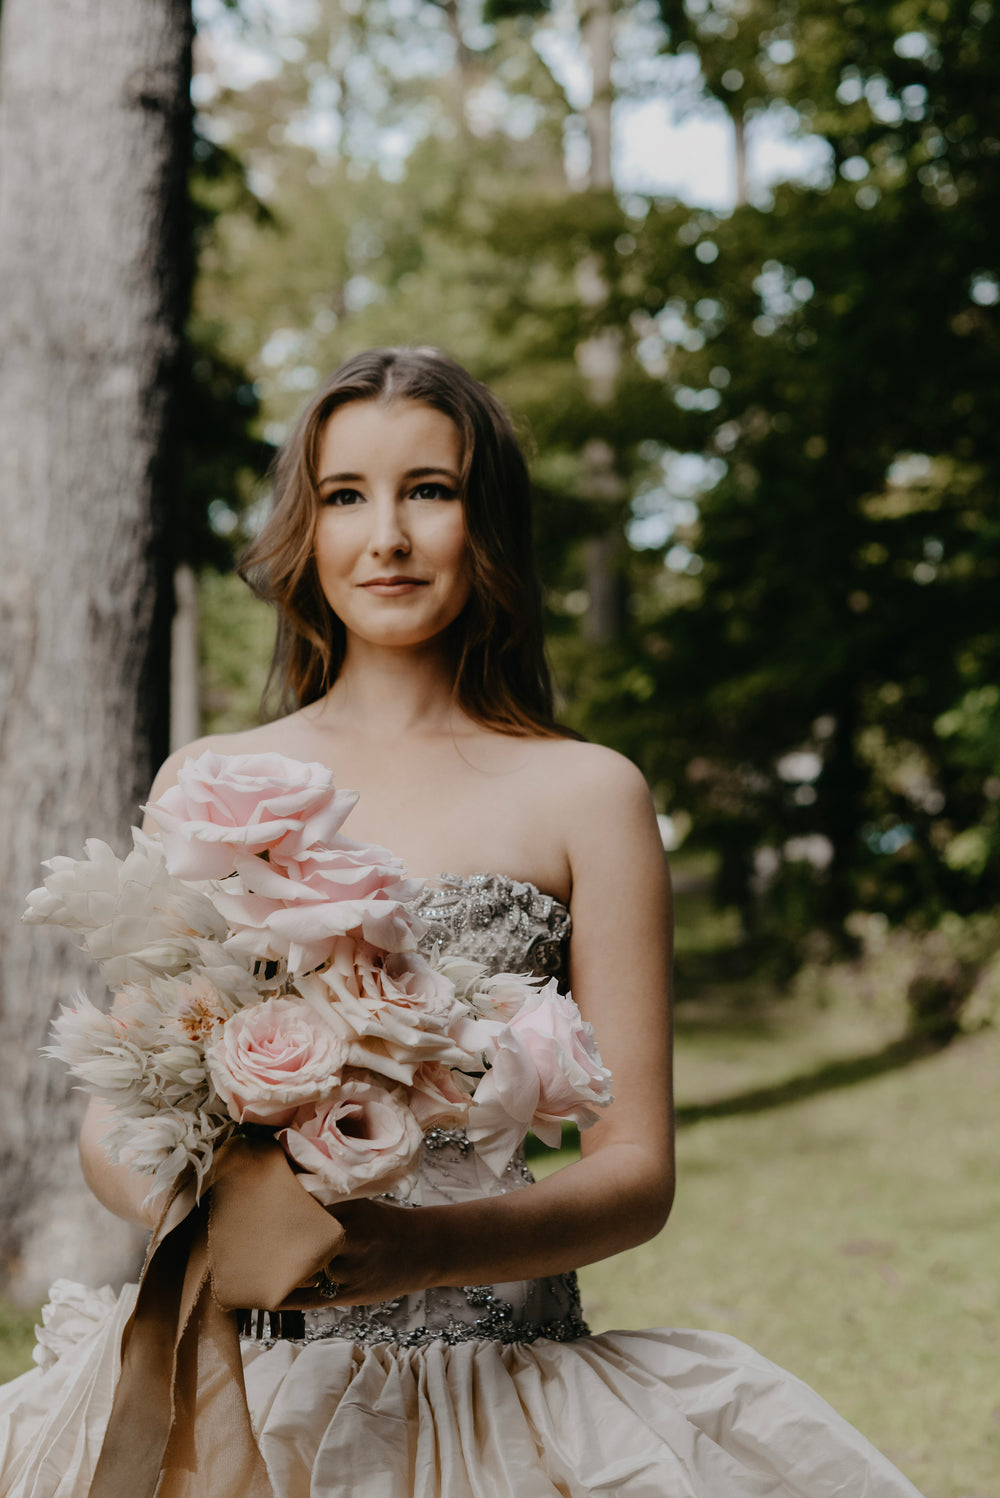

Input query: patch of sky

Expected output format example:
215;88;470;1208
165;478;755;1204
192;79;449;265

893;30;937;62
766;38;795;65
343;275;385;313
531;0;829;208
286;108;342;155
836;68;863;105
840;155;870;182
260;328;306;368
866;824;915;855
971;272;1000;306
866;76;906;126
754;261;815;319
776;750;822;783
675;387;721;411
208;498;240;537
195;0;835;211
279;364;319;391
467;80;545;140
900;83;928;120
626;451;724;552
887;452;933;486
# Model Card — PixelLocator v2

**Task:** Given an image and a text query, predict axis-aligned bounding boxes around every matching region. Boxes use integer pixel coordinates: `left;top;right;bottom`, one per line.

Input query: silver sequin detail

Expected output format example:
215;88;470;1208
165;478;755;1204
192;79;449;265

423;1126;475;1154
413;872;571;983
241;876;586;1351
298;1272;588;1349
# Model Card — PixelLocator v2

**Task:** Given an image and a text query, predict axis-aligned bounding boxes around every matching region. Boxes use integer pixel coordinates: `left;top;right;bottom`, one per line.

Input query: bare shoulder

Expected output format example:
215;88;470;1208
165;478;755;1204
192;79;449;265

533;737;654;815
526;738;665;905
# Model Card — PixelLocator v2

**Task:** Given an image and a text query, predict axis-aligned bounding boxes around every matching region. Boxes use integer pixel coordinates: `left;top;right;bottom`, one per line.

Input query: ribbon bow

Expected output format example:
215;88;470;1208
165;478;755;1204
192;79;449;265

90;1136;346;1498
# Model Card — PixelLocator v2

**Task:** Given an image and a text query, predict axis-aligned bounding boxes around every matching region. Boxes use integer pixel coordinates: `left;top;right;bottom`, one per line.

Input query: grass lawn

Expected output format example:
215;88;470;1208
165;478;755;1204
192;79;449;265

535;858;999;1497
533;996;1000;1498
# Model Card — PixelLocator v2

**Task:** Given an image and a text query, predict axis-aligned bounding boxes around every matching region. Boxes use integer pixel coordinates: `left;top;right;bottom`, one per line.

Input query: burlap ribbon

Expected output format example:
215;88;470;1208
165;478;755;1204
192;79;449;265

89;1136;346;1498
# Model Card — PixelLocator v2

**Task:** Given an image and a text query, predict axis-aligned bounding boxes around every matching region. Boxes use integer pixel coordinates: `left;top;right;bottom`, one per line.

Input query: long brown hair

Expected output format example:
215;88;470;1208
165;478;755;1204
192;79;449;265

238;346;569;737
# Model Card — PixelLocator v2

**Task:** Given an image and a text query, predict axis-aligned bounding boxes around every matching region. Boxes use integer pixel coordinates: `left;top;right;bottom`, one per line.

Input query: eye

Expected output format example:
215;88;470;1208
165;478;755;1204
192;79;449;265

322;488;364;507
410;482;458;501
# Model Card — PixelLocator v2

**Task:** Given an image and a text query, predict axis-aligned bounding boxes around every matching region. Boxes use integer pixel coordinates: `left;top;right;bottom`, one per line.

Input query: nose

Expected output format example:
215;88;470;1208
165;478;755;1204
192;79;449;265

368;496;411;557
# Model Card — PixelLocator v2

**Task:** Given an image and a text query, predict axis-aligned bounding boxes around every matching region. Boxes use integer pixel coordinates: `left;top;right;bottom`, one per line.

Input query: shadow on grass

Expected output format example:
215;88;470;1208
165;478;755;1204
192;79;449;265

526;1035;947;1159
674;1032;942;1128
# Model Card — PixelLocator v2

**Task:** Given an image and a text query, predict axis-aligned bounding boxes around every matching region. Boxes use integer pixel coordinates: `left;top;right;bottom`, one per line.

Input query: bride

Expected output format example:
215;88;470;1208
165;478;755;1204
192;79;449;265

1;347;922;1496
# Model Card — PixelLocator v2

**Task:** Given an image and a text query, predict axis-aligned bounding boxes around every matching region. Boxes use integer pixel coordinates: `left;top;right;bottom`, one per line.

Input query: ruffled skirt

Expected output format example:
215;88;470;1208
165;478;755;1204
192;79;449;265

0;1281;923;1498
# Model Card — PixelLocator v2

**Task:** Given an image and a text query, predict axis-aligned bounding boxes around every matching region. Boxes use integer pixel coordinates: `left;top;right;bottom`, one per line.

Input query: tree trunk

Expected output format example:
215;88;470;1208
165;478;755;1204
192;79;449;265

439;0;478;130
732;106;748;207
0;0;192;1302
170;563;202;750
577;0;628;645
582;0;614;190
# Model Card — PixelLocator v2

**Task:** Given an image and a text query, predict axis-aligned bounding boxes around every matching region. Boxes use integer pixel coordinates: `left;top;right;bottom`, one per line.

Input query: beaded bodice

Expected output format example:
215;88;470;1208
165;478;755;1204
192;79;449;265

413;871;571;985
269;874;587;1350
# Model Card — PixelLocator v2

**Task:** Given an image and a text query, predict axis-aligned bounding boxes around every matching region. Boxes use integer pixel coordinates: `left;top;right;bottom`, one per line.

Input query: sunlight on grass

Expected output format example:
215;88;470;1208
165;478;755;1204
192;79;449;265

564;1028;1000;1498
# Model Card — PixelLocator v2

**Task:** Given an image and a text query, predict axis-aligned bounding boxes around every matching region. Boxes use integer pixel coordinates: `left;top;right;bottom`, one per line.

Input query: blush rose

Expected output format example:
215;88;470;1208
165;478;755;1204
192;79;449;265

278;1072;424;1204
467;980;613;1175
298;939;474;1083
207;997;347;1126
145;751;359;881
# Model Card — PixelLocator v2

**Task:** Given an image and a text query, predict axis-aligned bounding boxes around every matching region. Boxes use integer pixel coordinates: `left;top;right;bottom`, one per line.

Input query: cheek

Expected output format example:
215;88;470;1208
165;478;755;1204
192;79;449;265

438;511;471;578
312;515;349;577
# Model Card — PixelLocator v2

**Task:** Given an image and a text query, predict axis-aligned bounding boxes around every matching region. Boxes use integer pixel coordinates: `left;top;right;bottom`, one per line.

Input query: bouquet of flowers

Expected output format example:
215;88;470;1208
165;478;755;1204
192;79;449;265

25;751;613;1216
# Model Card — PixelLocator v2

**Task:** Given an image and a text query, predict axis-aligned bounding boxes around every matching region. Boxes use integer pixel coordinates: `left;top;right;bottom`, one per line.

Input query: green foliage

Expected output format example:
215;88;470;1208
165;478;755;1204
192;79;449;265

177;127;275;568
0;1300;39;1385
199;569;275;732
578;0;1000;948
794;907;1000;1038
482;0;552;19
190;0;1000;962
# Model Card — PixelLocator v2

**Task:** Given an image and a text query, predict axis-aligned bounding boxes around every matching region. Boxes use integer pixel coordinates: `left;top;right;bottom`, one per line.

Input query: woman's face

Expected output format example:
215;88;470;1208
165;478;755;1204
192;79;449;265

312;398;471;650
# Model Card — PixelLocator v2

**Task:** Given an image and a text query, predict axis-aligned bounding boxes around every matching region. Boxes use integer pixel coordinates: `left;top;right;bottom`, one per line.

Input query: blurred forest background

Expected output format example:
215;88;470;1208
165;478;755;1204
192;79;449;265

184;0;1000;1033
1;1;998;1492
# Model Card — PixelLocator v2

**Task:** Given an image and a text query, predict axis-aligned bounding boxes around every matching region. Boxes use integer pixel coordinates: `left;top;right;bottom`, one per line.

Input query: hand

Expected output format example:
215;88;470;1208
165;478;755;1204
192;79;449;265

279;1198;437;1311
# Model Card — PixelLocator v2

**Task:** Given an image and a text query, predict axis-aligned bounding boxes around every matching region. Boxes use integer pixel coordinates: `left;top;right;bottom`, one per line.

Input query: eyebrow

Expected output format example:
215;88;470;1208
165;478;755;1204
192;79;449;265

317;466;461;487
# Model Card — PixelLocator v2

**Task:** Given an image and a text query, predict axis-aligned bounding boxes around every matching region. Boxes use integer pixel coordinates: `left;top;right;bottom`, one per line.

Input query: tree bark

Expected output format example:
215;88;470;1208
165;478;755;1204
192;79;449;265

732;106;748;207
0;0;192;1301
581;0;614;190
170;563;201;750
577;0;628;645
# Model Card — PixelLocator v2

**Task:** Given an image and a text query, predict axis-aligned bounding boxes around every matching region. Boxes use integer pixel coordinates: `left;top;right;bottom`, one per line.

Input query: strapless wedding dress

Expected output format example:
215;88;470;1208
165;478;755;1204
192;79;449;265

0;874;924;1497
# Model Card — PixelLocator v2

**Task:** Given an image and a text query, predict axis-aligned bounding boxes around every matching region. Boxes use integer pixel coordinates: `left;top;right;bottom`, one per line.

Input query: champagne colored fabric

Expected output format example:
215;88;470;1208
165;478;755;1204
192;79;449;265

86;1139;345;1498
0;1303;924;1498
0;884;925;1497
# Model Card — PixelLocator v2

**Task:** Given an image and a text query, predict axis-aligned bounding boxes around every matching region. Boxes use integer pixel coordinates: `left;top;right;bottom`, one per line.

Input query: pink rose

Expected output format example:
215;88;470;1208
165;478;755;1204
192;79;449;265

144;751;358;881
298;939;473;1084
207;997;347;1126
467;980;613;1175
214;843;424;975
408;1061;474;1131
278;1072;424;1204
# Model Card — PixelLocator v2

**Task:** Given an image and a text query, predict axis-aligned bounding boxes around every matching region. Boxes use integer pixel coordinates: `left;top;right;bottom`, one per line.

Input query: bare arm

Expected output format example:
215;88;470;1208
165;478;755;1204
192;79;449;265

79;1097;166;1229
80;740;675;1292
294;748;675;1304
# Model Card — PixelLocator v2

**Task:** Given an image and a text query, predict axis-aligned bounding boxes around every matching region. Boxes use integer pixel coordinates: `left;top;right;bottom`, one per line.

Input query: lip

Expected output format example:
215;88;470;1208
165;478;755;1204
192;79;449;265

359;576;429;595
360;572;428;584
